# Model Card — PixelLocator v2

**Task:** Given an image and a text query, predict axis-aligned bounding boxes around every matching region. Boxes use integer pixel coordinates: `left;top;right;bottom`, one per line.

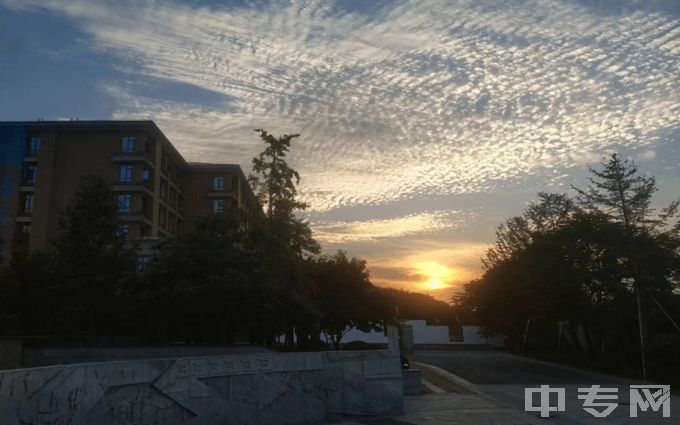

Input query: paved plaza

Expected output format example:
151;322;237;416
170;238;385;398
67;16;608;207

332;350;677;425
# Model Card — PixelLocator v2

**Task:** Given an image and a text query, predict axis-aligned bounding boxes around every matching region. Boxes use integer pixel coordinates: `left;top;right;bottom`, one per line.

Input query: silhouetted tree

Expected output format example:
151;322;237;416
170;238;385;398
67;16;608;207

574;154;676;229
141;210;263;344
309;251;386;349
11;175;135;335
457;154;680;383
249;129;319;257
52;174;136;334
483;192;575;268
379;288;454;325
573;154;680;379
248;129;319;348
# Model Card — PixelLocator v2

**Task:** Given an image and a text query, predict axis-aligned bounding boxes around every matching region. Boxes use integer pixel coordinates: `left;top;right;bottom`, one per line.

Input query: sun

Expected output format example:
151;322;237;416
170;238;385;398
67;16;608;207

425;277;447;290
416;261;454;291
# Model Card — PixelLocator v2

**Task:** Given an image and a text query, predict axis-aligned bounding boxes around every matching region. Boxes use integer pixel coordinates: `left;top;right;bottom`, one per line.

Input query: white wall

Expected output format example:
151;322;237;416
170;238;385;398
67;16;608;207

339;321;504;347
406;320;451;344
342;328;388;344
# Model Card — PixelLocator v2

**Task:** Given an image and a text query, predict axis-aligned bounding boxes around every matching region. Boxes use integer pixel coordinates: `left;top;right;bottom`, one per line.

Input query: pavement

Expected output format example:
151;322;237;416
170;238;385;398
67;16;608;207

328;349;678;425
330;355;543;425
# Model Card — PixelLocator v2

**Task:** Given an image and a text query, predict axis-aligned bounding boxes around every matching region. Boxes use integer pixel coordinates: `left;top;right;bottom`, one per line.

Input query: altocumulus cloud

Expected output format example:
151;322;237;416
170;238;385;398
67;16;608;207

313;210;471;244
2;0;679;294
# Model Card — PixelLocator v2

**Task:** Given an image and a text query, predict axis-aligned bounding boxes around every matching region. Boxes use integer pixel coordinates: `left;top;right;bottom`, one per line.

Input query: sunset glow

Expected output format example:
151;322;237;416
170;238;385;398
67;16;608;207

2;0;678;302
417;262;454;292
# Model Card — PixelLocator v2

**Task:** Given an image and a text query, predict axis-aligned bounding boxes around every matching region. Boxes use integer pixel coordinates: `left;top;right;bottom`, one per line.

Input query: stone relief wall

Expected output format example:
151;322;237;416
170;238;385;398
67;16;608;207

0;350;403;425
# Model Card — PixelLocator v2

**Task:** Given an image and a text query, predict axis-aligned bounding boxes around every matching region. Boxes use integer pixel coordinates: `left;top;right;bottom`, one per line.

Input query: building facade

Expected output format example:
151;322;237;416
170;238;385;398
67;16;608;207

0;121;259;262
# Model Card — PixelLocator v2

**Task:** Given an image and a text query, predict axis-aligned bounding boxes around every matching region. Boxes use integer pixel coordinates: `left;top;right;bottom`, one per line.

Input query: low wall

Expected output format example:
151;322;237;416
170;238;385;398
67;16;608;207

343;328;388;344
342;322;504;347
409;320;452;344
22;345;272;367
0;350;403;425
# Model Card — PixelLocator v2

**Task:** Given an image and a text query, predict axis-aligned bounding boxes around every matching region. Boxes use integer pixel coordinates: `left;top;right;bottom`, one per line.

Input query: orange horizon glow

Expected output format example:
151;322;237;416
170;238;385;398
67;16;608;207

416;261;454;291
361;242;487;301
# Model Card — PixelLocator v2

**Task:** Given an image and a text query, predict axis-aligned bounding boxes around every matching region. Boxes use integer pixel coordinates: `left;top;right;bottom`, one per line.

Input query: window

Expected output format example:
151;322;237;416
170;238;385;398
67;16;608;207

23;164;37;185
118;194;131;212
119;165;134;183
117;223;129;238
213;176;225;191
213;199;224;214
23;194;34;214
142;169;151;182
136;255;151;271
121;137;135;153
28;137;41;156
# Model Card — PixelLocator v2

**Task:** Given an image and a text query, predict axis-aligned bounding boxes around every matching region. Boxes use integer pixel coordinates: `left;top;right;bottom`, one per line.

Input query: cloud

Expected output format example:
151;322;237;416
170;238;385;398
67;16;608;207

3;0;678;214
639;149;657;160
313;209;469;244
2;0;678;294
361;239;489;297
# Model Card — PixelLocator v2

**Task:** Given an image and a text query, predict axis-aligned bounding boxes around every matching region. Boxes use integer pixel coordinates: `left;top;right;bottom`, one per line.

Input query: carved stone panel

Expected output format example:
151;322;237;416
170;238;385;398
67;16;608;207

0;350;403;425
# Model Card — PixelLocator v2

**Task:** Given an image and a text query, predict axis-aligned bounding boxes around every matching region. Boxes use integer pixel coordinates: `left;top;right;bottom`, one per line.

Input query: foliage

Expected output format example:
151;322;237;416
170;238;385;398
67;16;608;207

378;287;454;325
482;192;575;269
140;210;265;344
10;174;136;335
53;175;133;268
573;153;670;228
456;153;680;383
2;131;454;358
308;251;387;349
53;174;136;334
249;129;319;256
246;129;321;348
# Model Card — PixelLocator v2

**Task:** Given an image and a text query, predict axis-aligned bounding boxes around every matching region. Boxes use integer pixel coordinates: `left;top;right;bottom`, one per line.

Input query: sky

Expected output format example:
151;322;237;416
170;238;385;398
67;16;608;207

1;0;679;300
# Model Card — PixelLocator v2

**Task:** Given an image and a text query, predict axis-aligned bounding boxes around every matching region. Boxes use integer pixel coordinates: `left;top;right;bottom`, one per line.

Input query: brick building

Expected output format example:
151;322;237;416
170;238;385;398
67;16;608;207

0;120;259;263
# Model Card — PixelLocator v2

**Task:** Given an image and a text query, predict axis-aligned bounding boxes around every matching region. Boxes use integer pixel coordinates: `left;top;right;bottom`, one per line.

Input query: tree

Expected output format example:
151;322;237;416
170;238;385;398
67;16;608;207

50;174;136;334
483;192;575;268
525;192;575;233
249;129;319;256
141;210;263;344
573;154;680;379
457;154;680;383
457;220;594;350
309;251;386;349
54;175;133;266
248;130;319;348
573;154;672;229
379;288;454;325
10;175;136;335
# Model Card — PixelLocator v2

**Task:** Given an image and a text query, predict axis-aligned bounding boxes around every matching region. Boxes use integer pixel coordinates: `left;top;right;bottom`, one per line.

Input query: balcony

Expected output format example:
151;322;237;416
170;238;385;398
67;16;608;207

118;210;153;227
111;152;155;168
112;181;154;197
206;189;237;199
